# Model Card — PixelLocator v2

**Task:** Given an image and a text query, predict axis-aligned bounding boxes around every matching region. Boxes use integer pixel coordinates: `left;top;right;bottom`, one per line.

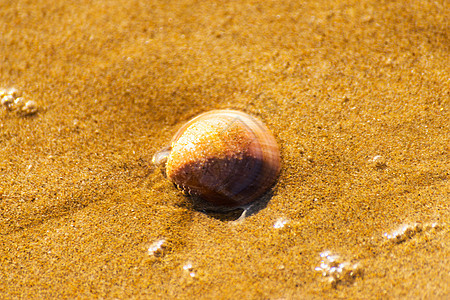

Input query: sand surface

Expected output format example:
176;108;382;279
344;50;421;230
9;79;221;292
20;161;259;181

1;0;449;298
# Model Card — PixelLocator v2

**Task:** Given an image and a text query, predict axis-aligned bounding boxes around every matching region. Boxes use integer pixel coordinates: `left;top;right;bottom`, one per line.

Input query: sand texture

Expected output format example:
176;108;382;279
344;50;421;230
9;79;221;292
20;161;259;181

1;0;449;299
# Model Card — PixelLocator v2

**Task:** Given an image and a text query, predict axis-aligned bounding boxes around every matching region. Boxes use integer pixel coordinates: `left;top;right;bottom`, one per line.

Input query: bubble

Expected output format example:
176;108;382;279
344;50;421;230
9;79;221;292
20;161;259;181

0;87;38;116
369;155;387;169
22;100;38;115
182;261;196;277
2;87;21;98
152;146;171;166
384;223;422;243
1;95;14;109
183;262;193;271
315;251;363;288
273;217;290;229
147;239;167;257
384;222;443;244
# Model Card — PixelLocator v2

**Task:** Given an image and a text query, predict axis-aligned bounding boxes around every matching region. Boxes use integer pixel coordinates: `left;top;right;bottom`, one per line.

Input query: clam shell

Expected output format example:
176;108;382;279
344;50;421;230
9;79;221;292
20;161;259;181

164;110;280;208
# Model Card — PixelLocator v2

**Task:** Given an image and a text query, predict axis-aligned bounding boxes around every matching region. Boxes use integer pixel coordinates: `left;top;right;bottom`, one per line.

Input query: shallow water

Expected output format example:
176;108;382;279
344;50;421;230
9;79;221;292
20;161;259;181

1;0;449;298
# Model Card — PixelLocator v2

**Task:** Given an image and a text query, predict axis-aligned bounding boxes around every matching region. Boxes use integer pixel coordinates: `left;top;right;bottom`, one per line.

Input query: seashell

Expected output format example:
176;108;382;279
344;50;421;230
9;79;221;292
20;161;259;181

153;109;281;208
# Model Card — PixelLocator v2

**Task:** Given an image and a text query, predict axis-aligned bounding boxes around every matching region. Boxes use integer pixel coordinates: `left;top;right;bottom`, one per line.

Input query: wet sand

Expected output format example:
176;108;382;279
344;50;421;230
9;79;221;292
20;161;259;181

1;0;449;298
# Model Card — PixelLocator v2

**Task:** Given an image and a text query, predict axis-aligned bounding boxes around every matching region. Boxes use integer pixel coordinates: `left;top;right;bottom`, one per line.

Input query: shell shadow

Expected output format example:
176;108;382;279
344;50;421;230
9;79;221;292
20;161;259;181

190;189;274;221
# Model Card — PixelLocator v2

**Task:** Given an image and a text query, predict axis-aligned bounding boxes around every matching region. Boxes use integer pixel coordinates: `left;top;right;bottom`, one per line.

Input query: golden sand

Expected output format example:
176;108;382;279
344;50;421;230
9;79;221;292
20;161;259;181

1;0;448;298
